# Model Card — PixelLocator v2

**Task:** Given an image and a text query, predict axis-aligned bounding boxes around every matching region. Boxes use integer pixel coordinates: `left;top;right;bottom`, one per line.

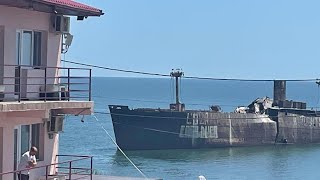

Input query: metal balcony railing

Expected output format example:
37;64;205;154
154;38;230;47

0;155;93;180
0;64;92;102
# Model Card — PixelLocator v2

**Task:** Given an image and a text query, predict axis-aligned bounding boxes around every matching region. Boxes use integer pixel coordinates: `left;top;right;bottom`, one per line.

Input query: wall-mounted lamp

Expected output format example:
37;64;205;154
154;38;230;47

77;16;84;20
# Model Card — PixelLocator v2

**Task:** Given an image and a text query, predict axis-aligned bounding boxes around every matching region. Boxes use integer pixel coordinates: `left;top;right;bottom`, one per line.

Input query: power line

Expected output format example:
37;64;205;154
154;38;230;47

183;76;317;82
61;60;170;77
61;59;318;82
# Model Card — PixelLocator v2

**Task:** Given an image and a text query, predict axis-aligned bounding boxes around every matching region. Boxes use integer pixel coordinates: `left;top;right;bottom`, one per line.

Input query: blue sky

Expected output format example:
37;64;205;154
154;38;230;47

66;0;320;79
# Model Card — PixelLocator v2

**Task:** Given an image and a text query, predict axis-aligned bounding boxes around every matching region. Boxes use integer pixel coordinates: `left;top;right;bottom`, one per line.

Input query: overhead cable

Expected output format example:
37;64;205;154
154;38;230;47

61;60;170;77
62;59;318;82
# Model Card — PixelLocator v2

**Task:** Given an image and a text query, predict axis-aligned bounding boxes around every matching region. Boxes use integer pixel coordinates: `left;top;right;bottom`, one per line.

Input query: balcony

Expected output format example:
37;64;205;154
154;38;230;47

0;64;92;102
0;155;162;180
0;155;94;180
0;64;93;115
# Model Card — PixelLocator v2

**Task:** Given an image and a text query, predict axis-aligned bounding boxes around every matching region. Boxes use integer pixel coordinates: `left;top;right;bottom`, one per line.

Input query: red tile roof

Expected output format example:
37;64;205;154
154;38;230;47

40;0;102;15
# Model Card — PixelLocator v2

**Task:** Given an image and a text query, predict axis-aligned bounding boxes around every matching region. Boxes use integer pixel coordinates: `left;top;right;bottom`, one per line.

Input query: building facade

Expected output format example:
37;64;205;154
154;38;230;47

0;1;103;179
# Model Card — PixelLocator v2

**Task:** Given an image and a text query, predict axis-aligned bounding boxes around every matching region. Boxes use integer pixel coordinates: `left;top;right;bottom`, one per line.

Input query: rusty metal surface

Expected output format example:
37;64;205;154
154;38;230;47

109;105;278;150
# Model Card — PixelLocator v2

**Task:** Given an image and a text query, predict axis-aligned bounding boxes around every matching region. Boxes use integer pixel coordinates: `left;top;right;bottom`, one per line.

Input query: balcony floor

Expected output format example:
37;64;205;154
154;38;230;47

0;100;93;115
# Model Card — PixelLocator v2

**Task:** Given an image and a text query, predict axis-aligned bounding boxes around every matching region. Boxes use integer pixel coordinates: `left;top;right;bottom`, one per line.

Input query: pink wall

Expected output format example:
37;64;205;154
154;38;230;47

0;5;62;99
0;5;92;180
0;111;59;180
29;128;59;179
1;125;14;180
0;127;3;180
0;5;61;175
0;26;4;86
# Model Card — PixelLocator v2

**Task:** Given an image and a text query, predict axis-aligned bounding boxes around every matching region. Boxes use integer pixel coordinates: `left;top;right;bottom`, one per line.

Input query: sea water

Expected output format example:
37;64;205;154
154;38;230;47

60;77;320;180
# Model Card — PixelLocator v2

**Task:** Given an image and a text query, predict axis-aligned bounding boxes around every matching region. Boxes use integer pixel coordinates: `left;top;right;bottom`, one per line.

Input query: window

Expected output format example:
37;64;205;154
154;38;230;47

21;31;32;66
33;32;42;66
19;124;43;160
16;30;42;66
31;124;40;157
20;125;30;155
16;32;21;65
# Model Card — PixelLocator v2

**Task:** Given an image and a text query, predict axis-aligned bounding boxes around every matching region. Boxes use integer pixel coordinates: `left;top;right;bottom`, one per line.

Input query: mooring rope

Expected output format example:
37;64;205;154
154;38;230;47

92;115;149;179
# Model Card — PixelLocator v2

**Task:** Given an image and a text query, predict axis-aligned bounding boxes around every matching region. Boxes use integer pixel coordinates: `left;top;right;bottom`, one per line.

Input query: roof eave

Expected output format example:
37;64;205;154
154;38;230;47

33;0;104;17
54;6;104;17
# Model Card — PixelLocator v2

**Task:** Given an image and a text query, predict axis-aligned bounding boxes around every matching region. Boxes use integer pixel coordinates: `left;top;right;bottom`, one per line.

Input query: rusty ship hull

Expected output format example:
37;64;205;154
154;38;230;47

109;106;320;150
109;76;320;151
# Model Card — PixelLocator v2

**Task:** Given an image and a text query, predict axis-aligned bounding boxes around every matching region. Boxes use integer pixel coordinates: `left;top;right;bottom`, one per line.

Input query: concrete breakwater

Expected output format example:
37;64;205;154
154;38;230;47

179;110;320;147
179;112;277;147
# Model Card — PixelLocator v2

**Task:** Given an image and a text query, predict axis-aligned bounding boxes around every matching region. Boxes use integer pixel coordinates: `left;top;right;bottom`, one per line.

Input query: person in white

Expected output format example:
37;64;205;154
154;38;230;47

17;146;38;180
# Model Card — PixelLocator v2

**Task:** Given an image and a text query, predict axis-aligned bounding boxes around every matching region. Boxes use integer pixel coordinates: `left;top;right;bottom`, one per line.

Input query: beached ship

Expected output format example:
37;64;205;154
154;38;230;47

109;70;320;150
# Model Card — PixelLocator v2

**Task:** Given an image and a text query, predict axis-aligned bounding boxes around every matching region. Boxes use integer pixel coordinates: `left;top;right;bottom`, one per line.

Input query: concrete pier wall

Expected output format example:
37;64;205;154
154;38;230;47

277;112;320;143
180;112;278;147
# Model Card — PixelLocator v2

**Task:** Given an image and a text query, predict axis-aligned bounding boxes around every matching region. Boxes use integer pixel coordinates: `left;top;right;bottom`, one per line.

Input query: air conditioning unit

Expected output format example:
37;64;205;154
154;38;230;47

59;85;69;100
51;15;70;33
48;114;64;133
40;85;69;101
0;85;5;101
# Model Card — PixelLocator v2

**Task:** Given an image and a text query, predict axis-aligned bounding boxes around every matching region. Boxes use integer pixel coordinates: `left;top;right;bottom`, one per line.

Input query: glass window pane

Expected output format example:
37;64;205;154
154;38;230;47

20;125;30;156
31;124;40;158
21;31;32;66
16;32;21;65
31;124;39;147
33;32;41;66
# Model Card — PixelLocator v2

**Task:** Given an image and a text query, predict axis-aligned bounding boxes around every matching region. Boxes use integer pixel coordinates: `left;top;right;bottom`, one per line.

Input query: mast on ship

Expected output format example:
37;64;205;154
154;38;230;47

170;69;185;111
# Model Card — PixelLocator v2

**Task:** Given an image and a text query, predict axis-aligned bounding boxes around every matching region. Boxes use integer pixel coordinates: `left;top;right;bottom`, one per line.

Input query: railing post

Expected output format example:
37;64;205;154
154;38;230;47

18;65;21;102
89;69;92;101
90;157;93;180
68;68;70;101
68;161;72;180
44;67;47;102
46;166;48;180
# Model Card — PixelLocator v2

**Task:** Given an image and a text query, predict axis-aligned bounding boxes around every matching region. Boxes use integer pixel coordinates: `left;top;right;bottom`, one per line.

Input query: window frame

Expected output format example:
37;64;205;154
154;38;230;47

16;30;42;67
31;124;41;158
16;123;44;162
